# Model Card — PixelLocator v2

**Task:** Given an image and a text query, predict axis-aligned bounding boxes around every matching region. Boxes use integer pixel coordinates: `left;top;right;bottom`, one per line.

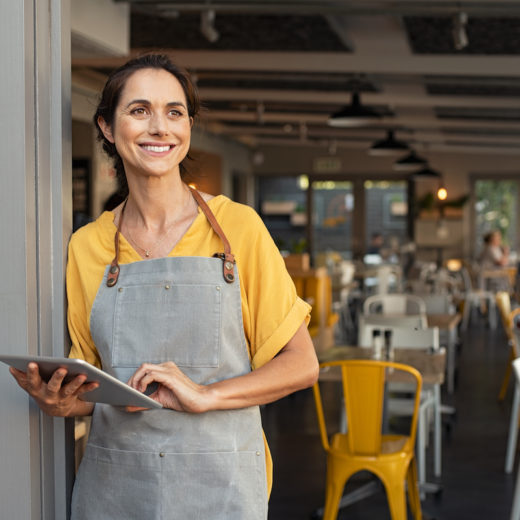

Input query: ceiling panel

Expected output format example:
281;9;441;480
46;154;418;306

131;11;349;51
72;2;520;155
404;16;520;54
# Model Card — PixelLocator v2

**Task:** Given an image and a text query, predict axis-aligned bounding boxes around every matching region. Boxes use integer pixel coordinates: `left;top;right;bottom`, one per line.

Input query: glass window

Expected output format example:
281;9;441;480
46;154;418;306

256;176;307;254
311;180;354;261
364;180;408;254
475;179;518;253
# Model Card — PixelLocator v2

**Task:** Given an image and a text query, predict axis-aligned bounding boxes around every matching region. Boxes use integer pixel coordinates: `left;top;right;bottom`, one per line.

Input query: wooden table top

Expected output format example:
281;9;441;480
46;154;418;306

427;313;461;330
318;345;446;385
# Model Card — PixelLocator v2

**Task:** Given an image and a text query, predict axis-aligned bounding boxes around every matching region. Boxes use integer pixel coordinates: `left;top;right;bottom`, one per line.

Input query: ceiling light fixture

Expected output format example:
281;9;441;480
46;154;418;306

393;150;428;171
437;183;448;200
452;12;468;50
368;129;409;156
327;91;381;128
409;166;442;179
200;9;219;43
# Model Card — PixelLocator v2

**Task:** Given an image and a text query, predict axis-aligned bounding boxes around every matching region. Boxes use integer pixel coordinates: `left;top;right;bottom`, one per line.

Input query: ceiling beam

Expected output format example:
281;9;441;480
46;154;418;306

201;109;520;129
117;0;520;17
198;88;520;109
73;51;520;78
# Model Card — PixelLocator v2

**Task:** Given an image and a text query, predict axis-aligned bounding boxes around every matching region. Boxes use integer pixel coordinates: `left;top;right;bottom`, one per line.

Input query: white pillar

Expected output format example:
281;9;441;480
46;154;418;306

0;0;73;518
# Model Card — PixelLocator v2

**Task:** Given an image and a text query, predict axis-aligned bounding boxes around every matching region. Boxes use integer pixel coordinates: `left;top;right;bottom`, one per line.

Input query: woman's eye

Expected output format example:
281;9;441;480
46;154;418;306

130;107;147;116
168;109;183;117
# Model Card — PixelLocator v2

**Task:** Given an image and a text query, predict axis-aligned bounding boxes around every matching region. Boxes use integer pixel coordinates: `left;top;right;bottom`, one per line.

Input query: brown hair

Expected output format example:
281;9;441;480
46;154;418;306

94;53;200;196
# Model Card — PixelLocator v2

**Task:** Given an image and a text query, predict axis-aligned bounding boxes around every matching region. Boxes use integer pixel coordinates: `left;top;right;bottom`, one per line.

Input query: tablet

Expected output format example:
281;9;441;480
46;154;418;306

0;355;163;409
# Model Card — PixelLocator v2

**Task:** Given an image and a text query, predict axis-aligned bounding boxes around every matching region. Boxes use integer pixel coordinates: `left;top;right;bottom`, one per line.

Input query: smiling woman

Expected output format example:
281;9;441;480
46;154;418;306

9;53;319;520
94;54;200;199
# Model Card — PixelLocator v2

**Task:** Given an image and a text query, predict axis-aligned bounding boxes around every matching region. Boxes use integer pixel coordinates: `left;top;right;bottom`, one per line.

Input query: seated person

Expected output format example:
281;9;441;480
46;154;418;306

367;232;384;255
479;230;510;291
480;230;509;269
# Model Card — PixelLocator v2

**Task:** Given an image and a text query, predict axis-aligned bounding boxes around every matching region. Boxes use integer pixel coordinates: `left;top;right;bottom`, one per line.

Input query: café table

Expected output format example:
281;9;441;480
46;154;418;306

356;312;460;393
314;345;446;517
318;345;446;387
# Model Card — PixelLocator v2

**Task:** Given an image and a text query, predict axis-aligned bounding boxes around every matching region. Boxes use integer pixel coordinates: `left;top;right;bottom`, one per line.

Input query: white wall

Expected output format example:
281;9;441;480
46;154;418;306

71;0;129;56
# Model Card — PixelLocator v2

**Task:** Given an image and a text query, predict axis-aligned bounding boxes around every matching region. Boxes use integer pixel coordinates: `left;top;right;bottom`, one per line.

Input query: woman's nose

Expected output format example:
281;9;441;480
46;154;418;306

149;112;169;135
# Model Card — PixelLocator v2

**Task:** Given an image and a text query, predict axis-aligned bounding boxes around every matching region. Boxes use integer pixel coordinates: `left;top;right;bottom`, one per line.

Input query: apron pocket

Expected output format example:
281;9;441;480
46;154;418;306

71;444;162;520
112;282;222;368
161;450;267;520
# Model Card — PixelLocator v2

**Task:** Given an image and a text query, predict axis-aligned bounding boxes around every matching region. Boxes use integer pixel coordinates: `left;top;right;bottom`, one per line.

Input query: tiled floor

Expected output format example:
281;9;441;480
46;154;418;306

262;318;518;519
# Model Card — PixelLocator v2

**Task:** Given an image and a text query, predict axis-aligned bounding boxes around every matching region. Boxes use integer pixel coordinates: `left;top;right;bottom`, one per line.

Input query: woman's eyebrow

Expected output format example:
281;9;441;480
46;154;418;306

124;99;187;110
125;99;150;108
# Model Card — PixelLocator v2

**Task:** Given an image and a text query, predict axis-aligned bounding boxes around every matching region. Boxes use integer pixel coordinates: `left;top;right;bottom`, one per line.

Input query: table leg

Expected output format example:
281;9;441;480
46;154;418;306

447;326;456;394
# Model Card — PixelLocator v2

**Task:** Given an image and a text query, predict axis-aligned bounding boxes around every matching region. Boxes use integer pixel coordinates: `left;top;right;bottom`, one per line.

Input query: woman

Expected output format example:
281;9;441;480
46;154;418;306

479;230;510;291
480;230;509;269
10;54;319;519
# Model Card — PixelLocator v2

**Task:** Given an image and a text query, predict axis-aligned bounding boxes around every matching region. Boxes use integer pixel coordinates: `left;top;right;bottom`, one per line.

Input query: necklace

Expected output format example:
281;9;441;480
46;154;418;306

126;223;176;257
122;192;193;258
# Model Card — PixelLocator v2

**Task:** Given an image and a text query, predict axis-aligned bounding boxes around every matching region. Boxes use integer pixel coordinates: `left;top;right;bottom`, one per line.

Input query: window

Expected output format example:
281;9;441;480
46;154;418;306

474;179;519;255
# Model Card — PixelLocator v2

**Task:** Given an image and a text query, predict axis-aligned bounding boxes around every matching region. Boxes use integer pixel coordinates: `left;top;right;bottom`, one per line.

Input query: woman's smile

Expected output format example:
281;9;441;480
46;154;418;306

139;143;175;156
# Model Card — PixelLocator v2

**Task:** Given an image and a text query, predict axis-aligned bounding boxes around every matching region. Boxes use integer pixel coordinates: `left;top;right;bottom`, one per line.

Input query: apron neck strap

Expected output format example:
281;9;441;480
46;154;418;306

106;188;235;288
189;187;236;284
106;198;127;287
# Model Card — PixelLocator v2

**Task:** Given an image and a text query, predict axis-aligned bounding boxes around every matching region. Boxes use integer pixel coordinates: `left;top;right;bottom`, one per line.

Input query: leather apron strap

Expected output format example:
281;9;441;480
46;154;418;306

106;188;236;287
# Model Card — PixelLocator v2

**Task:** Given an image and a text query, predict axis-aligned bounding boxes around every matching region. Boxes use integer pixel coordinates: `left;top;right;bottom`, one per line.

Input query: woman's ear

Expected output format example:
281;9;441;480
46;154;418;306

97;116;115;143
189;116;194;129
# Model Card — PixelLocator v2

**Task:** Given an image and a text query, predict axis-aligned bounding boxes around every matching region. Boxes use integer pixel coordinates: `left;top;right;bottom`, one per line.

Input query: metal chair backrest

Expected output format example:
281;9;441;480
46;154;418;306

313;360;422;456
358;321;439;350
363;293;426;316
415;293;455;315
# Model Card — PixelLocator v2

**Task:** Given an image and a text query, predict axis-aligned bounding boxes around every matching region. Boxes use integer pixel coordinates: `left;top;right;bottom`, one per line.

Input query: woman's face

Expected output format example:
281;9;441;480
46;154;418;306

99;68;193;181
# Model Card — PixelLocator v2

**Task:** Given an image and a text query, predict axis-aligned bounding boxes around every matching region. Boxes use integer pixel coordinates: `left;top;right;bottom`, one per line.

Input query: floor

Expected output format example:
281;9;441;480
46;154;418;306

262;316;518;519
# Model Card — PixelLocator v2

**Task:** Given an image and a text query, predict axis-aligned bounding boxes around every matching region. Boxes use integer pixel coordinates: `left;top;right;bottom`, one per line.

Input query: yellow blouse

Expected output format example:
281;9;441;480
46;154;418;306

66;194;311;495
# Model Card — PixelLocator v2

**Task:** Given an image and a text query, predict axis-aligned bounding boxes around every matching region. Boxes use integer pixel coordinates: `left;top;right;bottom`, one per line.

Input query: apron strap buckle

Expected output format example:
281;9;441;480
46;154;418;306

213;252;236;283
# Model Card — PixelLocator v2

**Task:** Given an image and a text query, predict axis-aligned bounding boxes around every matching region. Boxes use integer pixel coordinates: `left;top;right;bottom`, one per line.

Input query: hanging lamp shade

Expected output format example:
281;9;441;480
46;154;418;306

368;130;409;156
328;92;381;128
410;165;442;179
393;150;428;171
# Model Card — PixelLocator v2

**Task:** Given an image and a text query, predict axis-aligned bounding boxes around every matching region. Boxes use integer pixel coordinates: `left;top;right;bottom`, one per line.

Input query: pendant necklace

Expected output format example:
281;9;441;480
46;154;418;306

123;193;192;258
126;224;175;257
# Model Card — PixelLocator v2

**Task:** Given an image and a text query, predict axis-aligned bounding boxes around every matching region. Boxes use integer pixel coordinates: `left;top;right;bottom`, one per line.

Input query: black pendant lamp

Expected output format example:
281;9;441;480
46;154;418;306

368;130;409;156
393;150;428;171
410;165;442;179
328;91;381;128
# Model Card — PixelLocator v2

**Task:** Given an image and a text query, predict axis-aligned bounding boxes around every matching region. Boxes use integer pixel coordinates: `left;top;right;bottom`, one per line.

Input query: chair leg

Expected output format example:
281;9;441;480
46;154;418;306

406;459;423;520
417;404;427;494
383;475;408;520
434;385;442;477
506;383;520;473
461;298;471;331
322;464;347;520
488;299;497;329
499;348;515;402
511;464;520;520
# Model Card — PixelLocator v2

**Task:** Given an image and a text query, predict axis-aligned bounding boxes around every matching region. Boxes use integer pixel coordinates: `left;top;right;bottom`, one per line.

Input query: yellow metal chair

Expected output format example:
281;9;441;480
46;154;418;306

313;360;423;520
498;297;520;402
290;267;339;353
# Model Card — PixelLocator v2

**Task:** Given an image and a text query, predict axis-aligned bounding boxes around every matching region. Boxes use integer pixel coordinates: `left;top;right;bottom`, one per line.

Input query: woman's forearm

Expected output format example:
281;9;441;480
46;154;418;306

205;322;319;411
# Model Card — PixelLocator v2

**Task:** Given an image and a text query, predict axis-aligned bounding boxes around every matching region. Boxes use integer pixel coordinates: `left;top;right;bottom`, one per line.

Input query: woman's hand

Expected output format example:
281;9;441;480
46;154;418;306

127;321;318;414
9;363;98;417
127;362;212;413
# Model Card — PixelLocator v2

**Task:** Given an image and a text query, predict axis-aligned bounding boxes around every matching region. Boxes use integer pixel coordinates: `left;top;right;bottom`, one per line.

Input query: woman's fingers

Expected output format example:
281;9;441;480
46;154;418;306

46;368;68;393
128;362;209;413
129;362;177;391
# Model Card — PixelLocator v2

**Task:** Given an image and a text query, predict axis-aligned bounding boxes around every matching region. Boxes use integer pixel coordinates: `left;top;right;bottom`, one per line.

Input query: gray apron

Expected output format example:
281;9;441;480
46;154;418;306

71;189;268;519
